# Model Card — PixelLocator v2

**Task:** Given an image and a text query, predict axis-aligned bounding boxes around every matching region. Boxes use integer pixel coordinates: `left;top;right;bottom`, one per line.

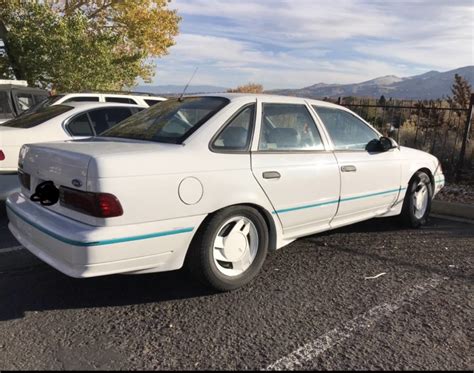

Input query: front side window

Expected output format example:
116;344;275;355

102;97;230;144
1;105;73;129
314;106;379;150
259;104;324;151
212;104;255;151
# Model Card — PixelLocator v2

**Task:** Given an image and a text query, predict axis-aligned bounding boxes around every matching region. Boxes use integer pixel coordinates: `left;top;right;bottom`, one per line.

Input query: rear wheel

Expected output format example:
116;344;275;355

186;206;269;291
401;171;433;228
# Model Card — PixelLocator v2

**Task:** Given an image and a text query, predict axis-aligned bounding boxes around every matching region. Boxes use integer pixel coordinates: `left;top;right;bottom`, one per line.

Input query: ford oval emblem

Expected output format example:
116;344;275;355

72;179;83;188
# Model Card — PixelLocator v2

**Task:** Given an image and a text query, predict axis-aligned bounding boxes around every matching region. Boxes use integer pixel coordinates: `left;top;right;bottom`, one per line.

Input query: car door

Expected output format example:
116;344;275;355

251;98;340;238
312;105;402;228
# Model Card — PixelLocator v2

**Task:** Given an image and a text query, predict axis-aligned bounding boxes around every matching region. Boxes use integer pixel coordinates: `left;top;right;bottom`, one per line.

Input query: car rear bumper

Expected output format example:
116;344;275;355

6;192;205;278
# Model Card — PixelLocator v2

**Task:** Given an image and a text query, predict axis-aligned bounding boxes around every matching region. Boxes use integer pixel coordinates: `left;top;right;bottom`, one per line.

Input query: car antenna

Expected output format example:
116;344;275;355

179;67;199;102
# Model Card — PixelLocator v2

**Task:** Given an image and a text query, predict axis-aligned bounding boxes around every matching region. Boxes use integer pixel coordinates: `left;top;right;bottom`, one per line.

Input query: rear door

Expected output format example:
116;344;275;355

251;98;340;238
313;105;402;228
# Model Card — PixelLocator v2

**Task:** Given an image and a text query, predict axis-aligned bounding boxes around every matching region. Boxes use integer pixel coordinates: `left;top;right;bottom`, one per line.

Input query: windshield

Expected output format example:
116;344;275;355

0;104;72;128
101;97;230;143
0;91;13;120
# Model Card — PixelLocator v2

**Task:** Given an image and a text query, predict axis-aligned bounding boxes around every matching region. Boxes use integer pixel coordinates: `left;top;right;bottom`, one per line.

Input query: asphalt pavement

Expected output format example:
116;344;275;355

0;201;472;370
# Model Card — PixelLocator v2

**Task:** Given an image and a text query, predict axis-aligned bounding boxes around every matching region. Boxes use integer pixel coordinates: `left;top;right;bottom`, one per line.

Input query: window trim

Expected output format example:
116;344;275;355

257;103;327;153
209;103;257;154
312;105;382;152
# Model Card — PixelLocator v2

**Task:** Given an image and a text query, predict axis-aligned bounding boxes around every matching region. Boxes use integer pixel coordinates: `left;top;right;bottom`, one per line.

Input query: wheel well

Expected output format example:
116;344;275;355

195;203;278;252
410;168;434;190
241;203;277;251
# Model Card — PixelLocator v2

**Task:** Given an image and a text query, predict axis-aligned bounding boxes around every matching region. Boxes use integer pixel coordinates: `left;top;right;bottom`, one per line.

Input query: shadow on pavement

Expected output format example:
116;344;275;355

0;268;216;321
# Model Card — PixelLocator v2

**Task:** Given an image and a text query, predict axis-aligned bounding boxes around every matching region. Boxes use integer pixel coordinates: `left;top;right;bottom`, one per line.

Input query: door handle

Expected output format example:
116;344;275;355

341;165;357;172
263;171;281;179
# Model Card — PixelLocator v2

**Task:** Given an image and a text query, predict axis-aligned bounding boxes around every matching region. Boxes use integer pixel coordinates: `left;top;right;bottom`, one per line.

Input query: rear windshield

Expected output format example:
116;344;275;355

101;97;229;143
0;104;72;128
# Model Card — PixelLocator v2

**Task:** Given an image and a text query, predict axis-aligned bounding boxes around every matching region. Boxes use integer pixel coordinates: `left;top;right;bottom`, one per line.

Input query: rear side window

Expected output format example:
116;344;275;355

105;97;138;104
89;107;134;134
67;113;94;136
259;104;324;151
63;96;100;103
144;99;163;106
0;91;13;120
212;104;255;151
1;105;73;128
314;106;379;150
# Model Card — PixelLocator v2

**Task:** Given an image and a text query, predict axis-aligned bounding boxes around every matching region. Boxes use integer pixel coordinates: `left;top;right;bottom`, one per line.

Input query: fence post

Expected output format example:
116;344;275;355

456;93;474;181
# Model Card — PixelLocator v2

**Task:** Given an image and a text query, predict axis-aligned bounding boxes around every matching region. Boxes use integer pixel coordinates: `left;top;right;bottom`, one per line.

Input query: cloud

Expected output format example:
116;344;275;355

149;0;474;88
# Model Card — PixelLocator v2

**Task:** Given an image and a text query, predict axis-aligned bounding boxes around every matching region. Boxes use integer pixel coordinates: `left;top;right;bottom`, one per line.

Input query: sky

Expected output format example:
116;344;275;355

146;0;474;89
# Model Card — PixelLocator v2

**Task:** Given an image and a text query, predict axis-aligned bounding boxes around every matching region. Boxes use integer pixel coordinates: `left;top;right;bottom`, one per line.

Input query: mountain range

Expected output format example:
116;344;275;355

270;66;473;100
136;84;228;95
138;66;473;100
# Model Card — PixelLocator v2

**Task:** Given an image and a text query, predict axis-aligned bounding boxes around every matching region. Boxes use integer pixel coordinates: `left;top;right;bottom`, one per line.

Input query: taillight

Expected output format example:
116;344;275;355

59;187;123;218
0;150;5;161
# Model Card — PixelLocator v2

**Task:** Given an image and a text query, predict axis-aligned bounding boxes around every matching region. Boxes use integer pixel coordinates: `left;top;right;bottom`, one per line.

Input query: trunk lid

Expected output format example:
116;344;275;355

20;143;91;196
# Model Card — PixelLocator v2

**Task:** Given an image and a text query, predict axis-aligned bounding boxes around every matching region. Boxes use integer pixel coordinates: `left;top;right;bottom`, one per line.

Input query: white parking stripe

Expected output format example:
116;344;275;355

0;245;24;254
265;277;443;371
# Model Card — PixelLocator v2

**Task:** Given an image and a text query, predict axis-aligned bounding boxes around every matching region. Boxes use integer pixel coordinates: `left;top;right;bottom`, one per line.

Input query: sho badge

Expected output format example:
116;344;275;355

72;179;83;188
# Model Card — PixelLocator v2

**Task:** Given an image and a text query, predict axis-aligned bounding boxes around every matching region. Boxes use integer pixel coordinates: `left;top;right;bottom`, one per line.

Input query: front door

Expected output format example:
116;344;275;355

312;105;401;228
251;100;340;238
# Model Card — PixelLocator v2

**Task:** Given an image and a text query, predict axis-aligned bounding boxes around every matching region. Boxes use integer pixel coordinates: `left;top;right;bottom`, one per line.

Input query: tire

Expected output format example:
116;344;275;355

186;205;269;291
400;171;433;228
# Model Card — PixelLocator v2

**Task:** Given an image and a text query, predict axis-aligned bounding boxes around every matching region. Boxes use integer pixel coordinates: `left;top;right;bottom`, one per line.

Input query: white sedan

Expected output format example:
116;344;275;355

6;94;445;291
0;102;146;198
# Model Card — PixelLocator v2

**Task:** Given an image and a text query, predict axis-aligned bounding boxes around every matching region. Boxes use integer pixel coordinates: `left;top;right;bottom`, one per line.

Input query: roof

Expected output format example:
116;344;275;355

58;101;148;110
0;84;48;93
188;93;344;109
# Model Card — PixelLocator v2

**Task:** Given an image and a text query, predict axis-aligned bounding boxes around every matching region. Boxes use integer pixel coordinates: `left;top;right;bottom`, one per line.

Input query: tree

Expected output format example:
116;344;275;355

227;83;264;94
450;73;472;109
378;95;387;106
0;1;180;91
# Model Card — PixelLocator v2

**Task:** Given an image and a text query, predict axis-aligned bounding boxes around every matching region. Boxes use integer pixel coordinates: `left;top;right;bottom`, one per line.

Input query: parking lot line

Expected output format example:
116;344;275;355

265;277;444;371
0;245;24;254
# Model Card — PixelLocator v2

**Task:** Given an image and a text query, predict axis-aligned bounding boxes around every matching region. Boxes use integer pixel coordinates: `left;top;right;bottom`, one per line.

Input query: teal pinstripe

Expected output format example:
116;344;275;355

7;204;194;247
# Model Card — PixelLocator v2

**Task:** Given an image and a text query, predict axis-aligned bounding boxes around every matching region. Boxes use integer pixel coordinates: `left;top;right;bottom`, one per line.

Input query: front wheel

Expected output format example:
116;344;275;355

400;171;433;228
186;206;269;291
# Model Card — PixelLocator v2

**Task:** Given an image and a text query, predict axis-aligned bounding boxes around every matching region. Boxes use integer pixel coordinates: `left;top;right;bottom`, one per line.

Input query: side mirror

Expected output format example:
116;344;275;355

366;137;397;152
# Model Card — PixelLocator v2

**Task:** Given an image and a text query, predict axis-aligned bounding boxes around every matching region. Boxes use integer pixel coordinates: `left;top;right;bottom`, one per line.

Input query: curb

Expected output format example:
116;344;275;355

431;200;474;221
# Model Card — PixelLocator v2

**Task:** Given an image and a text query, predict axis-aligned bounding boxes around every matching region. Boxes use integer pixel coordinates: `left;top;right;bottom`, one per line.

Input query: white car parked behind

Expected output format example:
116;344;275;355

0;102;146;198
6;94;445;291
30;92;166;112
